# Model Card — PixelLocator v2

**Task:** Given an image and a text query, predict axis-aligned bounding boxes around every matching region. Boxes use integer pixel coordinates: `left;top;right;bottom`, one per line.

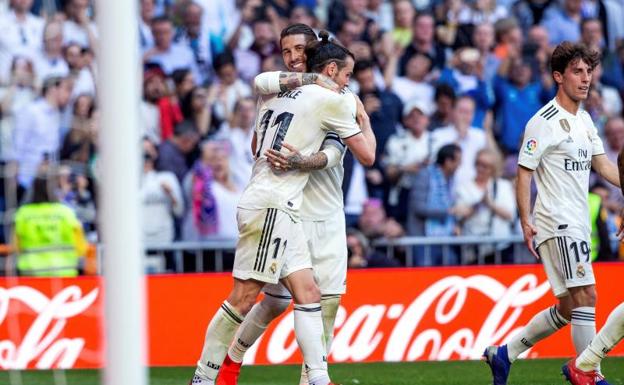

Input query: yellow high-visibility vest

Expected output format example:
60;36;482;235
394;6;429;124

589;193;602;262
14;202;87;277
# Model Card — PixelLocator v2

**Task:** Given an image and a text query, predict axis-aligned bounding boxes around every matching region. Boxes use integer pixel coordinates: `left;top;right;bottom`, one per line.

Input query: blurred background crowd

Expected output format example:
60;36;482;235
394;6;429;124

0;0;623;272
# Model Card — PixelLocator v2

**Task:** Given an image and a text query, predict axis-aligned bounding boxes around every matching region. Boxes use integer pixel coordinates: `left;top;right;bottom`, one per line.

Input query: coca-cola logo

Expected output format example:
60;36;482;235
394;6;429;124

0;285;99;369
243;274;550;364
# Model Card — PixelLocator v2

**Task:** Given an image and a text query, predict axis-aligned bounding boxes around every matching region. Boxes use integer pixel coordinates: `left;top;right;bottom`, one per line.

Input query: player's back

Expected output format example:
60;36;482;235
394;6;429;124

238;85;358;219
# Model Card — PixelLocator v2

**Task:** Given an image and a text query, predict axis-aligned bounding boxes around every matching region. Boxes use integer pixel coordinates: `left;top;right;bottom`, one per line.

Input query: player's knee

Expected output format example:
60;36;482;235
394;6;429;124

293;282;321;305
261;295;291;318
568;285;597;307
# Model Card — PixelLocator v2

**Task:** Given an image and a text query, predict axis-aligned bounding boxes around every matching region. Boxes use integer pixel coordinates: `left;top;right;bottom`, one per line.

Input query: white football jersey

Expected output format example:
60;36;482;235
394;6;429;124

300;131;347;220
518;98;605;246
238;85;361;219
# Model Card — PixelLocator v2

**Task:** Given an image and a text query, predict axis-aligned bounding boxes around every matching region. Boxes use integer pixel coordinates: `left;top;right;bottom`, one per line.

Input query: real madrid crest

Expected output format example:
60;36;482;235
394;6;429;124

576;264;586;278
559;119;571;133
270;262;277;274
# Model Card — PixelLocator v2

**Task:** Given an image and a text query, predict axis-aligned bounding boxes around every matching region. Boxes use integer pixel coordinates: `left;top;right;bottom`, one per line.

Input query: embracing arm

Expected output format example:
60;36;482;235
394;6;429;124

254;71;339;95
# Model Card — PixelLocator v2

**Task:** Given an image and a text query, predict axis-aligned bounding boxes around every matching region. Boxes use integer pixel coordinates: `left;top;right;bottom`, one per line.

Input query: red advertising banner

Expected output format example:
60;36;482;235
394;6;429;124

1;263;624;369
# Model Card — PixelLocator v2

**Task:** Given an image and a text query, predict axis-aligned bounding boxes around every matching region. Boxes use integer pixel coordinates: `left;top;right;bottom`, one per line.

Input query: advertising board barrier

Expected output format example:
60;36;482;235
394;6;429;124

1;263;623;369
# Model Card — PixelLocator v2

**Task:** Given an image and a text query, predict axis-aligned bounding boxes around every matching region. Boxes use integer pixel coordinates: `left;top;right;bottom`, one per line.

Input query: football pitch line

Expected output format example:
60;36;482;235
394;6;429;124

2;358;624;385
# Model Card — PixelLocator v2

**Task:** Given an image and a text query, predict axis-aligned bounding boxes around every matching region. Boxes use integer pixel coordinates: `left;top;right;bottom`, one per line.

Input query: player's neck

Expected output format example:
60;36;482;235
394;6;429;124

555;91;580;116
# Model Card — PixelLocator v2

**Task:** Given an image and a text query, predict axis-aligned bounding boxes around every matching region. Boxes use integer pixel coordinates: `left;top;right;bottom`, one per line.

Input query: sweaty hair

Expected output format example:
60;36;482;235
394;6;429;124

436;143;461;166
551;41;600;75
280;23;317;45
305;30;355;73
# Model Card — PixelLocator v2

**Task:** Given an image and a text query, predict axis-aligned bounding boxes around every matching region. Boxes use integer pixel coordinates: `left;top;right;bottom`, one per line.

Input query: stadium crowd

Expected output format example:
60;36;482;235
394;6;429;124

0;0;624;271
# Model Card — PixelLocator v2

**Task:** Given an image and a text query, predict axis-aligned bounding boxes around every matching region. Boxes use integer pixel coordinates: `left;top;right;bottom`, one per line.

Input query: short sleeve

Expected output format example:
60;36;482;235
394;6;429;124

322;92;361;139
517;117;554;170
586;115;605;156
254;71;282;95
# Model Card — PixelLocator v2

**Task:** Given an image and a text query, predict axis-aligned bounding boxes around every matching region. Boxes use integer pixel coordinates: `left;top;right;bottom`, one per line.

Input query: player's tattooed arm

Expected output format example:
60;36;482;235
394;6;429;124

278;72;339;92
264;142;328;172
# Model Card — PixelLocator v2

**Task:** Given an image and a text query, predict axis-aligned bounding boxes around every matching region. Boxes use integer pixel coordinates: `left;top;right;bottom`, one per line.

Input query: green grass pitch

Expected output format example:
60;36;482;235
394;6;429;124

3;358;624;385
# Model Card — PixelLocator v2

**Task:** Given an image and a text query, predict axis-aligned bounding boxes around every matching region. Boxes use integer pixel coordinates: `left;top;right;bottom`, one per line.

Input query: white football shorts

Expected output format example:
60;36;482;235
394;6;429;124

538;236;596;298
233;207;311;284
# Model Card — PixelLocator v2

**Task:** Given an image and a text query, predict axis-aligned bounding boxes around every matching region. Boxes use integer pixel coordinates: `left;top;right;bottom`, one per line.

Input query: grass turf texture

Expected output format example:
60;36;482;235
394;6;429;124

3;358;624;385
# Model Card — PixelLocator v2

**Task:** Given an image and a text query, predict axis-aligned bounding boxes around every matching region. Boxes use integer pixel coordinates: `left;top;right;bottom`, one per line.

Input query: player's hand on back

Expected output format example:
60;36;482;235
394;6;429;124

521;221;540;259
265;142;302;172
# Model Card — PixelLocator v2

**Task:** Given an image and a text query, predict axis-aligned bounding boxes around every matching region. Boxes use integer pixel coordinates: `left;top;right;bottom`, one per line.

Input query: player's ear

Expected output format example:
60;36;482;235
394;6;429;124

327;61;337;77
552;71;563;85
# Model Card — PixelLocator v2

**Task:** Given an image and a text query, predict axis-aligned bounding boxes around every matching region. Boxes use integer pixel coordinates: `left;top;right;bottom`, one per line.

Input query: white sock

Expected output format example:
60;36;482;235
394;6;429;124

195;301;243;381
507;306;569;362
576;302;624;371
228;293;291;363
294;303;329;385
300;295;341;384
571;306;596;354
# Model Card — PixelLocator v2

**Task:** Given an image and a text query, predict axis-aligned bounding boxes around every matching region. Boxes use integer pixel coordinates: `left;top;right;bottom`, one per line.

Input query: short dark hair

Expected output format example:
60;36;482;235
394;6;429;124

353;59;375;76
550;41;600;75
171;68;191;86
280;23;317;46
42;76;64;96
305;31;355;73
174;119;199;137
434;83;456;102
213;51;236;72
436;144;461;166
151;15;171;25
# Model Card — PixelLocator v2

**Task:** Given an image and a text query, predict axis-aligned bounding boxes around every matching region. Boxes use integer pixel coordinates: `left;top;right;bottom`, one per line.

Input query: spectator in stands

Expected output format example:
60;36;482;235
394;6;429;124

56;166;96;235
428;83;456;130
208;51;252;129
193;0;238;57
588;181;617;262
215;96;255;190
457;0;508;25
511;0;555;34
336;19;363;49
289;5;320;31
493;17;523;61
386;51;434;110
408;144;464;265
174;1;213;85
589;60;622;118
357;198;405;241
398;12;446;75
141;140;184;244
144;16;201;83
143;65;183;143
181;86;213;138
60;93;96;164
472;22;500;84
580;18;604;53
353;59;402;189
61;42;95;134
13;75;72;191
156;119;199;184
14;174;87;276
388;0;414;49
0;0;44;84
182;140;241;241
493;45;553;154
34;20;69;84
238;17;281;82
171;68;195;103
541;0;582;45
383;100;431;225
455;148;516;262
346;228;401;268
601;117;624;209
62;0;98;49
430;96;487;184
0;56;37;161
438;47;492;129
139;0;155;51
327;0;371;36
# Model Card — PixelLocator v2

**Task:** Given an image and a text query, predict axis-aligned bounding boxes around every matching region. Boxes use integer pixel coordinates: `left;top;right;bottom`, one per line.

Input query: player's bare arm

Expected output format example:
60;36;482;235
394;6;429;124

278;72;339;93
592;154;620;188
516;165;540;259
265;142;329;172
